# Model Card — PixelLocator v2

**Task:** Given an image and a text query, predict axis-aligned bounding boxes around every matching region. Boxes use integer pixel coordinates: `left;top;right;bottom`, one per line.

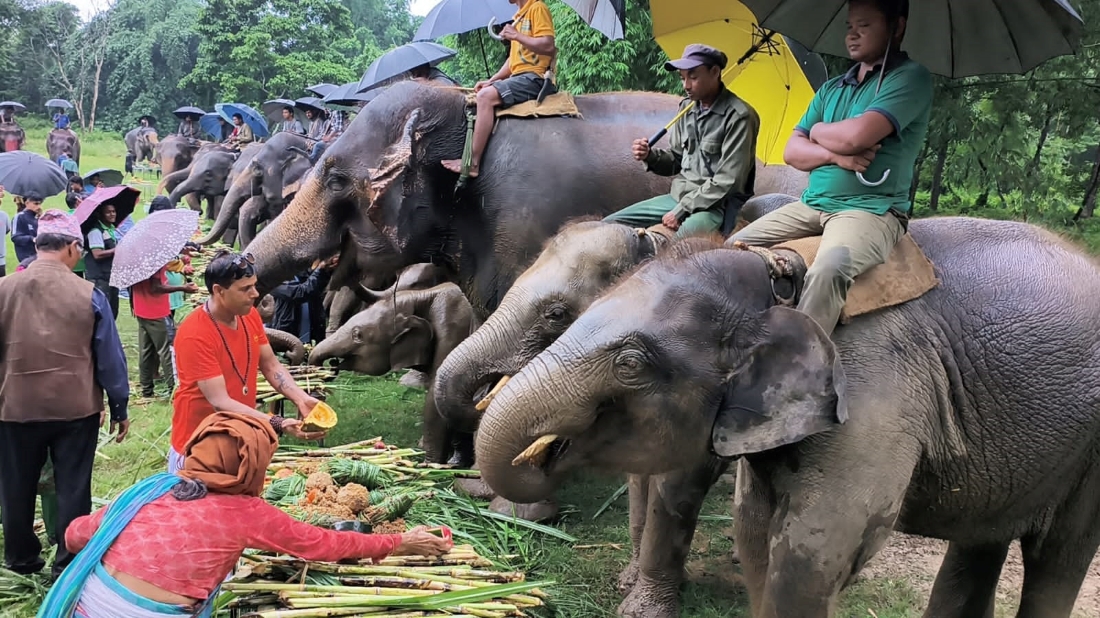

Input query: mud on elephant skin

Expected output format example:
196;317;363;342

246;80;681;316
477;218;1100;618
309;283;476;464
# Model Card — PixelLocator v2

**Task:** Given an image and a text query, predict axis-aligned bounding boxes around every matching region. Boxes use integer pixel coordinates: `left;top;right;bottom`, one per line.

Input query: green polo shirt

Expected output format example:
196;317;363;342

796;53;932;216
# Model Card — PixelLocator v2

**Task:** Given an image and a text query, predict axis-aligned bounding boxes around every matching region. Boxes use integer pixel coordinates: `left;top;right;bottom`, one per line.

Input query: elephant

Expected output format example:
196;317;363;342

245;80;681;317
46;129;80;164
326;262;451;338
197;132;315;248
159;143;231;213
125;126;159;164
155;134;200;183
475;217;1100;618
0;121;25;152
265;327;306;365
309;283;476;464
167;147;239;221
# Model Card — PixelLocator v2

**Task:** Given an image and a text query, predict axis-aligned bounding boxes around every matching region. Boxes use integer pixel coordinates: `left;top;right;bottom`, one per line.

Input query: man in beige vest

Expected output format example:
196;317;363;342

0;210;130;578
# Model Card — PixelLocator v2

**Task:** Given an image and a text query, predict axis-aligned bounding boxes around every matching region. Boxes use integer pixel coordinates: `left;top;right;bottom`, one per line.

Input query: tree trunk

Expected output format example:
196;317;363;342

929;142;948;212
1075;142;1100;221
910;142;928;205
1026;106;1055;180
89;56;104;132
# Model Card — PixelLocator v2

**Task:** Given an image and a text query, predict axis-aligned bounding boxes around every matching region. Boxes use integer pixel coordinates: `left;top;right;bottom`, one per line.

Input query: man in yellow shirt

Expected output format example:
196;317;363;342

441;0;556;178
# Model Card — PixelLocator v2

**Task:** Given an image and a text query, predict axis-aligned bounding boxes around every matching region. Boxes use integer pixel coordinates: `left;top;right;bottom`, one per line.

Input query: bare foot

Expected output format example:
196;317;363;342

440;159;479;177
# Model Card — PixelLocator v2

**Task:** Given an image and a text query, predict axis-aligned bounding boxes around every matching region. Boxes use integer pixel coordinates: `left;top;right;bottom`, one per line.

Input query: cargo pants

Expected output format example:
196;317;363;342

603;194;724;238
730;200;904;336
137;316;175;397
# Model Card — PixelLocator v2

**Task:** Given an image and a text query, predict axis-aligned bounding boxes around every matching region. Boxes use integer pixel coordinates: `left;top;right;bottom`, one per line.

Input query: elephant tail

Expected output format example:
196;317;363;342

265;327;307;365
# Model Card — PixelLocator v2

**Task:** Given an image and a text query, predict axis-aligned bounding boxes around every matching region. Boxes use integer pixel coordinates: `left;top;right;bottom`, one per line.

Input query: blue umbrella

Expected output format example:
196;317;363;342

413;0;515;41
215;103;270;138
0;151;68;197
323;82;382;107
358;42;458;93
200;112;226;140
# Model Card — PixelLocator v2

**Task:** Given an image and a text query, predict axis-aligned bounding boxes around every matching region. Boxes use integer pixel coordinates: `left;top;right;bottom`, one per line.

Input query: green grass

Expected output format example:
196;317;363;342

0;130;932;617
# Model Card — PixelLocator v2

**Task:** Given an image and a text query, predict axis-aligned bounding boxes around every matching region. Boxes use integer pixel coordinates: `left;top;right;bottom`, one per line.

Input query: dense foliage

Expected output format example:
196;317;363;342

1;0;1097;235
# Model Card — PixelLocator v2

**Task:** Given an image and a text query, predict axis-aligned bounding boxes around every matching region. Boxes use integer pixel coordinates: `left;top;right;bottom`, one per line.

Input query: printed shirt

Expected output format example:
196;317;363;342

131;266;171;320
508;0;555;78
644;87;760;219
66;493;403;600
795;52;933;216
171;307;268;453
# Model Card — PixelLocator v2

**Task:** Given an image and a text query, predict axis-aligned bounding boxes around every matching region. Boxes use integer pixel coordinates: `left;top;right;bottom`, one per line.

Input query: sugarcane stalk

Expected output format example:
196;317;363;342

453;608;507;618
227;583;437;596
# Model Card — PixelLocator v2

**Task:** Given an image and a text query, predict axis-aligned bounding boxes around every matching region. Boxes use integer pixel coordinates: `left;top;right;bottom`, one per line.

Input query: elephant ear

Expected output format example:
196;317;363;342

366;109;420;250
711;306;848;459
389;314;434;370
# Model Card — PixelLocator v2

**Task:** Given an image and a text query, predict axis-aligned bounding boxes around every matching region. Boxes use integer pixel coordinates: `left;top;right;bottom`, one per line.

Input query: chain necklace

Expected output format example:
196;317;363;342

204;302;252;396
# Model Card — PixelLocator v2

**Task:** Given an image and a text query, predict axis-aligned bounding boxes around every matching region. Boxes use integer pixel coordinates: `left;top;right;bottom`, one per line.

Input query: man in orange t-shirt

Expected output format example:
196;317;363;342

441;0;556;178
169;250;326;472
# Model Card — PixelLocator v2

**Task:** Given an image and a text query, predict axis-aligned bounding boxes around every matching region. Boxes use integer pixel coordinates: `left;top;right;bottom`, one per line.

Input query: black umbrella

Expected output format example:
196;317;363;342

295;96;327;114
741;0;1084;78
46;98;74;110
81;167;124;188
413;0;515;40
139;115;157;127
322;82;382;107
554;0;625;40
173;106;206;120
358;42;459;93
262;99;307;125
0;151;68;197
0;101;27;114
306;83;339;98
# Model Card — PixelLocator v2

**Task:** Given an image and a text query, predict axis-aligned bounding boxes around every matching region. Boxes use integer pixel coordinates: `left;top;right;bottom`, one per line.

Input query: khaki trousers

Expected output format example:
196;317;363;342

730;201;904;335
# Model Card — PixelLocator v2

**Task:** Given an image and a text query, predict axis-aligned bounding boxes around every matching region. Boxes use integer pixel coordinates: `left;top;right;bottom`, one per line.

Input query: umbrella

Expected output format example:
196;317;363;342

0;151;67;196
81;168;124;187
173;106;206;120
741;0;1084;78
201;112;226;140
649;0;828;165
323;82;383;107
46;98;74;110
556;0;625;40
262;99;307;126
110;208;200;289
74;185;141;234
295;96;327;115
358;42;458;93
0;101;26;113
139;115;157;127
216;102;271;138
413;0;515;40
306;83;339;98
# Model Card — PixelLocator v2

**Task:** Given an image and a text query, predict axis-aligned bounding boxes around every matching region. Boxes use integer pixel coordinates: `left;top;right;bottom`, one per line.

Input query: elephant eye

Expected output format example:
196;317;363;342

543;304;567;323
326;173;349;193
351;326;362;344
613;349;648;384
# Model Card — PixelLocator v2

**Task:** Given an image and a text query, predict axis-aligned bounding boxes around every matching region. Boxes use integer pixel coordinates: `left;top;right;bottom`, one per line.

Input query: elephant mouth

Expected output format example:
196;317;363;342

471;373;508;410
511;435;572;475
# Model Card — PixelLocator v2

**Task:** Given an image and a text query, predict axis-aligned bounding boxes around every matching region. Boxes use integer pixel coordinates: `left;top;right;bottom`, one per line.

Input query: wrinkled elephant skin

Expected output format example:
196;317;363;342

477;217;1100;618
169;148;238;220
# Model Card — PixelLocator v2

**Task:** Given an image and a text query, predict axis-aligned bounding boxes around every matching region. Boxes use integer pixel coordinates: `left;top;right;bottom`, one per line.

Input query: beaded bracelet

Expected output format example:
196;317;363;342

269;414;285;436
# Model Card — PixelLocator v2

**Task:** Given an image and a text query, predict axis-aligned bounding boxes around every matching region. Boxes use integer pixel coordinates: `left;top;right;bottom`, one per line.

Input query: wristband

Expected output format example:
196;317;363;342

269;414;285;436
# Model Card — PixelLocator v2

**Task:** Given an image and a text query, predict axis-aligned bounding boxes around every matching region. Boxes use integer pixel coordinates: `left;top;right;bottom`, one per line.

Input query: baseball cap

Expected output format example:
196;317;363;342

665;44;728;71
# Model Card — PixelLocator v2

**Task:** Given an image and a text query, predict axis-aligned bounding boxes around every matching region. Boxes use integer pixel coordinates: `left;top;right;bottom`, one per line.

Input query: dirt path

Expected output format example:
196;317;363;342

861;533;1100;617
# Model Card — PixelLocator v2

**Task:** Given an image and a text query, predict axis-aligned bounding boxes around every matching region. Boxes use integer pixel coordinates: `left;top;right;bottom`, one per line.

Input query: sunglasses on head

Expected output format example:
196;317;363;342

213;250;255;268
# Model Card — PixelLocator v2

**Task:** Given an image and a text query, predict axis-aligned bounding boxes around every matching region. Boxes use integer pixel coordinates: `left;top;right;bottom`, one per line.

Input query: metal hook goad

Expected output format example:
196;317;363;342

857;168;891;187
487;18;504;41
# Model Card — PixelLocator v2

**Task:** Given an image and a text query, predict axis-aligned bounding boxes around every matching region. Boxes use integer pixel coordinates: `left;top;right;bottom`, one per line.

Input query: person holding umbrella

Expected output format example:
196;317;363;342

0;209;130;579
131;257;200;399
52;108;71;131
730;0;932;337
441;0;557;178
11;192;43;263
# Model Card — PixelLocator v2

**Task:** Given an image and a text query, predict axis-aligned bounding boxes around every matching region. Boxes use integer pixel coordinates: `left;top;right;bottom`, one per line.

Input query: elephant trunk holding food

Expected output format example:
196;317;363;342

476;217;1100;618
125;126;159;164
265;327;306;365
310;283;476;463
46;129;80;164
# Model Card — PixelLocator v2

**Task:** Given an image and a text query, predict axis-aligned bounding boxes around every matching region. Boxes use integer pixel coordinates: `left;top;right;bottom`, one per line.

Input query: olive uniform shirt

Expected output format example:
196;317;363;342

643;87;760;220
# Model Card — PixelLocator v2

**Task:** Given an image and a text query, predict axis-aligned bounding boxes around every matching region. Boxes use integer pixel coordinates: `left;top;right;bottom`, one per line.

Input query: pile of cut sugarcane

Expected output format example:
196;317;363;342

185;241;234;309
256;365;338;406
218;549;551;617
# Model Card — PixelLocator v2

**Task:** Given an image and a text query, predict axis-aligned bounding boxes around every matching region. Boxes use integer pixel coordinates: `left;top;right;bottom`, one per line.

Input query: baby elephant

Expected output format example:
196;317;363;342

309;283;475;463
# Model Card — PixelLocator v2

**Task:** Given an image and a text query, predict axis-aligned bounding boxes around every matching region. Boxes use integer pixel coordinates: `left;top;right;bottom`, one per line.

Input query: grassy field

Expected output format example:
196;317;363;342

0;126;982;617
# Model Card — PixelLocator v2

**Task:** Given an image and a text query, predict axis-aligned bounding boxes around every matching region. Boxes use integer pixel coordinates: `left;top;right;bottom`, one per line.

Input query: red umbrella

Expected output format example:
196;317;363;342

74;185;141;234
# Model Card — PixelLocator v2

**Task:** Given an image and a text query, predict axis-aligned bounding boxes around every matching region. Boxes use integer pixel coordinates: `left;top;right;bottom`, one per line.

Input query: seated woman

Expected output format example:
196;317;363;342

47;412;452;617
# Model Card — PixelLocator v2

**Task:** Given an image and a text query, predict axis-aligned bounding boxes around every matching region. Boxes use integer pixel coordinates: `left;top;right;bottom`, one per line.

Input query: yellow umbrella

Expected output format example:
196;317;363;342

650;0;826;165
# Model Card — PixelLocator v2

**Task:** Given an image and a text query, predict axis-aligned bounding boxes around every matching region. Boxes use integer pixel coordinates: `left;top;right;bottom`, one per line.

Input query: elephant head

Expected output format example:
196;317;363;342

309;283;473;377
157;135;199;178
249;81;467;299
168;149;237;205
434;220;664;433
475;241;848;504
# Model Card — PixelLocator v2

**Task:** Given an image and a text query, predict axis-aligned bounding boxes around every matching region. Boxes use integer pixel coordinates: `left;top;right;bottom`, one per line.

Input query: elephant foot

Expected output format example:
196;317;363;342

454;477;497;501
617;577;680;618
399;369;431;390
618;560;640;595
488;496;559;522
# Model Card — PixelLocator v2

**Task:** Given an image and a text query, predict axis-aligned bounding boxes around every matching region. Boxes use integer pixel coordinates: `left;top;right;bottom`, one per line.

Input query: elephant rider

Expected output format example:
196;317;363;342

603;44;760;238
307;109;346;163
228;113;254;150
729;0;932;336
177;117;198;141
441;0;557;178
276;107;305;135
52;110;71;131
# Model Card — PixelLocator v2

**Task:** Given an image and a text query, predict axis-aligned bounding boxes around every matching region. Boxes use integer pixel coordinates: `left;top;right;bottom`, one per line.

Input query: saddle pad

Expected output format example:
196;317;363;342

497;92;581;119
773;233;939;322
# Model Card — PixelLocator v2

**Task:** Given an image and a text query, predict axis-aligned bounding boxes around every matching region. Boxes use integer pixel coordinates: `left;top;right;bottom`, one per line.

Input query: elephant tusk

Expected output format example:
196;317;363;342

487;17;504;41
856;168;891;187
512;434;559;467
475;375;512;412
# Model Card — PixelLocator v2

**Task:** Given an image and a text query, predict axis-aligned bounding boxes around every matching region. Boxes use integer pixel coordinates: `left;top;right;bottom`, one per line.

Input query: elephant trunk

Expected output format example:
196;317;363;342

308;333;349;367
168;175;201;205
251;176;341;299
237;196;268;249
198;173;252;245
265;327;306;365
159;168;192;198
475;349;597;504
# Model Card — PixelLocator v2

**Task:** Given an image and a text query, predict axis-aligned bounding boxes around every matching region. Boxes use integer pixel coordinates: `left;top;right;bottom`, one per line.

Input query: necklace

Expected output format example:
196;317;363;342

204;302;252;396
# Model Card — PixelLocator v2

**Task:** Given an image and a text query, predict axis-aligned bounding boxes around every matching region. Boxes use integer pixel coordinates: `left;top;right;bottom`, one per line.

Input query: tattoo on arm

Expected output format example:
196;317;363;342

273;368;292;394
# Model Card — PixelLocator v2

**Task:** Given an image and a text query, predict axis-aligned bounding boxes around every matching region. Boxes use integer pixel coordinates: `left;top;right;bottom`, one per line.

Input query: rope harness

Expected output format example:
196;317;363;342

728;240;799;307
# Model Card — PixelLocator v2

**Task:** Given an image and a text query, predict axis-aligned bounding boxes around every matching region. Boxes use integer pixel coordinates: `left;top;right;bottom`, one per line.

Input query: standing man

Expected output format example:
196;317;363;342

0;210;129;577
131;260;199;398
441;0;557;178
11;192;43;263
0;185;9;277
603;44;759;238
730;0;931;336
170;250;327;473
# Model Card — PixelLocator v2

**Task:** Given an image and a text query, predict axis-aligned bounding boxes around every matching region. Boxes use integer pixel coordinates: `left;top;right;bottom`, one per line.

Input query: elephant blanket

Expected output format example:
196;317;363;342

774;233;940;322
464;91;582;119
